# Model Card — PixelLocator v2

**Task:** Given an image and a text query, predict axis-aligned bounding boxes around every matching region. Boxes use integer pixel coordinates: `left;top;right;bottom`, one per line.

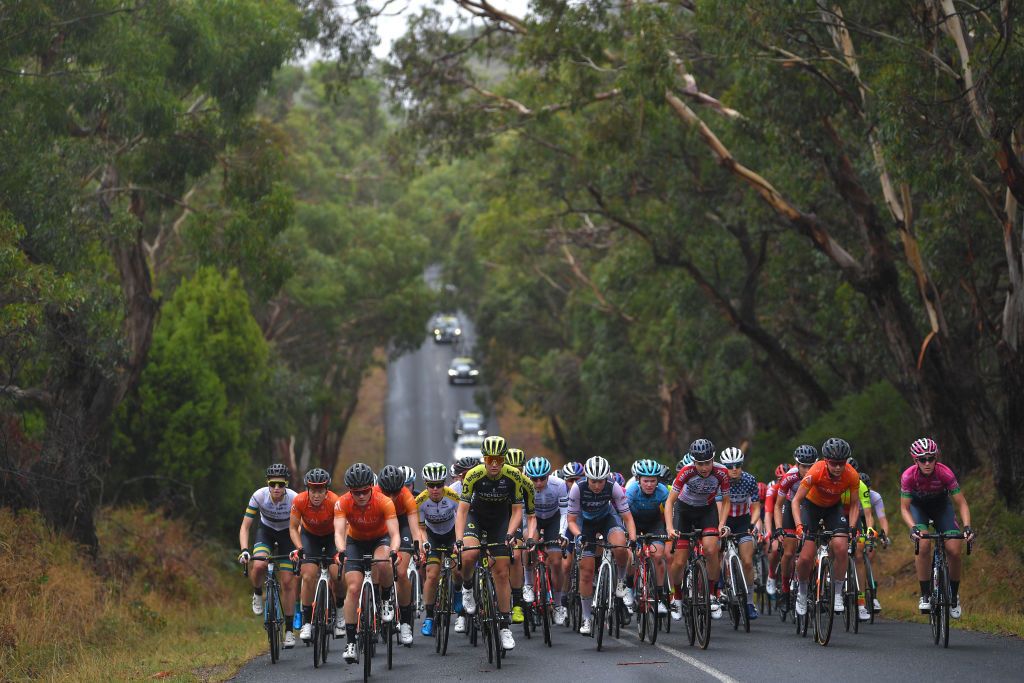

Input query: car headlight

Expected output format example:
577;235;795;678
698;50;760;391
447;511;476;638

454;328;462;335
477;429;487;435
469;369;479;375
448;369;457;376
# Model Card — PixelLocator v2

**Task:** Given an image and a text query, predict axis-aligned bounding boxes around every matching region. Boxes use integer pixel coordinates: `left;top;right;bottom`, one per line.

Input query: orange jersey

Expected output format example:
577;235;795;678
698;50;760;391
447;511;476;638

377;485;417;518
799;461;860;508
335;489;397;541
291;490;340;536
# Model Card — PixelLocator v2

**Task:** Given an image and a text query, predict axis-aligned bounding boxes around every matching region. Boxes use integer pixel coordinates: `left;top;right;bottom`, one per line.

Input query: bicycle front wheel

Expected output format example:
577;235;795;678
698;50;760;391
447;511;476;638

814;556;835;646
312;581;326;667
265;583;280;664
693;558;711;650
595;562;611;651
360;587;373;683
482;570;503;669
863;554;877;625
537;565;552;647
937;559;950;648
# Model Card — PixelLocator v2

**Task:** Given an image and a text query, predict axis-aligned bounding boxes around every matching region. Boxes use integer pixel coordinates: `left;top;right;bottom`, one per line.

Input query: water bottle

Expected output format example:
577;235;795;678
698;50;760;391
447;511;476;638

293;603;302;629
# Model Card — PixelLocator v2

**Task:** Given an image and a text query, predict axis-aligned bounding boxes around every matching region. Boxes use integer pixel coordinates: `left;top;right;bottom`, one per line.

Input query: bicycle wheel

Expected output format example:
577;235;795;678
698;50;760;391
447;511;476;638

483;570;502;669
843;560;855;633
266;583;280;664
732;555;750;633
692;557;711;650
312;581;326;667
360;587;373;683
436;569;450;655
799;574;811;638
481;578;494;664
537;565;552;647
938;560;950;648
635;561;651;642
595;562;610;651
726;564;740;630
683;570;696;646
815;556;834;646
863;554;877;625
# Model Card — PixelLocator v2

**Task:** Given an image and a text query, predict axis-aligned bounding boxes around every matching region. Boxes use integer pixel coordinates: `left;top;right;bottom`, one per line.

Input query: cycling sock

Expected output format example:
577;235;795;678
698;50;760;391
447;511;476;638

561;594;569;607
335;594;344;609
616;563;628;580
499;613;511;628
920;581;930;597
346;624;356;644
284;615;293;631
797;581;808;597
400;604;413;624
253;587;263;596
426;605;435;619
950;581;960;602
553;590;562;605
581;597;592;621
302;605;312;624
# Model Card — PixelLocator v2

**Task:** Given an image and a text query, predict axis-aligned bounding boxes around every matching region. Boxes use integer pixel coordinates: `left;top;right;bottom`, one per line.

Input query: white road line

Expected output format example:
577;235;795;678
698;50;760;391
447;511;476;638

615;631;739;683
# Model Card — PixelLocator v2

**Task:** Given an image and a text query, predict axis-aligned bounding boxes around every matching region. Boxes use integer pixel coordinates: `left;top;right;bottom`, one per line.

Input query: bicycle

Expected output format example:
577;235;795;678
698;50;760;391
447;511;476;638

565;546;583;632
671;530;712;650
915;530;972;648
300;554;338;668
425;544;456;655
525;538;564;647
584;535;630;651
241;543;289;664
632;533;669;644
354;552;398;682
400;541;421;639
753;535;771;616
721;532;751;633
772;530;799;625
460;533;509;669
796;524;840;646
861;531;887;623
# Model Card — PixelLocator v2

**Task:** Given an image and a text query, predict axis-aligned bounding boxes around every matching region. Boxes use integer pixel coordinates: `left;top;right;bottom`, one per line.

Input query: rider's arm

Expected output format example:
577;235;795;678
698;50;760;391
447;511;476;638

951;491;972;529
664;487;679;536
717;494;731;531
507;503;524;538
386;516;401;554
899;496;917;532
239;515;254;554
455;500;469;539
621;510;637;542
334;515;348;555
405;510;421;545
289;511;303;551
557;484;569;537
567;512;581;537
790;484;807;532
751;499;762;532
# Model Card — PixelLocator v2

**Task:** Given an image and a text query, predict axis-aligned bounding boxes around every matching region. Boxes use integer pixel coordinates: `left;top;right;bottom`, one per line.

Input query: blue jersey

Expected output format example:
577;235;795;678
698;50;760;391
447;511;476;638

625;481;668;526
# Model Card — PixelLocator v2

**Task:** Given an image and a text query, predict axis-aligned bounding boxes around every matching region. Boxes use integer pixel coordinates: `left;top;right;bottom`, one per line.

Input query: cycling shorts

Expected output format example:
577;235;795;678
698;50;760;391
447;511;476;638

464;512;511;558
300;528;338;566
343;534;391;573
253;523;295;571
536;514;562;542
798;500;849;536
673;502;719;550
634;518;667;545
398;518;415;553
908;497;959;534
579;514;625;558
425;528;456;566
725;513;754;544
780;501;797;532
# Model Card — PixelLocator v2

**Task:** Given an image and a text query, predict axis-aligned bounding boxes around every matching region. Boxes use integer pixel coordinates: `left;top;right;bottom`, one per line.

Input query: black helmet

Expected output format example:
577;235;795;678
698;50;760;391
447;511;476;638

344;462;375;489
454;455;481;475
304;467;331;487
821;437;851;462
859;472;872;488
793;445;818;466
688;438;715;463
846;457;860;472
266;463;290;480
378;465;406;494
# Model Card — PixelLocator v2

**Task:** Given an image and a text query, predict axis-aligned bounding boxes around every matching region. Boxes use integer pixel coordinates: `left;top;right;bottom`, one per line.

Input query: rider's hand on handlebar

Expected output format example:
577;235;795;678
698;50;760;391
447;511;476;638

963;525;975;542
911;524;926;540
795;524;805;538
238;550;251;565
719;525;731;538
289;548;303;563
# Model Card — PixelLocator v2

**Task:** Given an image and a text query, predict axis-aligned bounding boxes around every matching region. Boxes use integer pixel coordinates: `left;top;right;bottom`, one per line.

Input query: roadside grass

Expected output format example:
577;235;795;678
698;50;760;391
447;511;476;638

0;507;262;682
335;352;388;481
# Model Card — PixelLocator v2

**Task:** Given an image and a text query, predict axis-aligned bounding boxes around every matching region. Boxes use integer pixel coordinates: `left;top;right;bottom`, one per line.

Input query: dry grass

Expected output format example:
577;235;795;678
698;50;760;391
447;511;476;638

0;507;262;682
335;352;389;481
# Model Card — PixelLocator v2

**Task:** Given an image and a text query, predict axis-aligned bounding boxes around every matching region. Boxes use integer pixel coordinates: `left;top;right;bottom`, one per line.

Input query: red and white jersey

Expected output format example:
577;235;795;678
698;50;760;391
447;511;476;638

672;464;730;507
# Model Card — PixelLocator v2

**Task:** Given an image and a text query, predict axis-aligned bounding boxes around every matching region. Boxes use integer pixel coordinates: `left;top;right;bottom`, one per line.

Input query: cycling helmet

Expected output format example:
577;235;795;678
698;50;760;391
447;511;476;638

266;463;290;480
378;465;406;494
678;454;694;470
859;472;872;488
774;462;789;478
343;463;374;489
631;460;642;477
611;471;626;487
821;437;851;461
635;459;660;478
524;457;552;479
584;456;611;480
561;461;585;479
400;465;417;487
481;435;508;457
304;467;331;487
688;438;715;462
657;463;671;480
719;447;745;466
422;462;448;483
909;437;939;459
793;445;818;466
505;448;526;468
846;457;860;472
454;455;481;475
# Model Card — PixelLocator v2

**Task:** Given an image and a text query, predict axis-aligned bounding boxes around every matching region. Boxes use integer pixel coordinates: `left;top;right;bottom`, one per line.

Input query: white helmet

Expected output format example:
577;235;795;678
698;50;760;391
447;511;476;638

584;456;611;481
719;447;745;467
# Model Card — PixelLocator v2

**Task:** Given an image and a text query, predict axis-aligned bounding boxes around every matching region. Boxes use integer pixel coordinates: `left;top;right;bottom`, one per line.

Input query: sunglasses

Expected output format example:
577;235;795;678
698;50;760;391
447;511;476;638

725;465;743;470
351;487;372;496
530;476;548;482
267;481;288;489
426;482;445;489
915;456;937;463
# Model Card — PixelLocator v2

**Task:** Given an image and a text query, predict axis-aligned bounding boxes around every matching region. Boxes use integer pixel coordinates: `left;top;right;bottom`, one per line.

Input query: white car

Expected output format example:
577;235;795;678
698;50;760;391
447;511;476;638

452;436;484;465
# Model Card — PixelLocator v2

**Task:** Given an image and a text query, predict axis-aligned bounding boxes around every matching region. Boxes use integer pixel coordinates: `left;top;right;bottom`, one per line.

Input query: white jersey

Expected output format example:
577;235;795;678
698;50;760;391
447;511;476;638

245;486;298;531
869;489;886;519
415;486;460;535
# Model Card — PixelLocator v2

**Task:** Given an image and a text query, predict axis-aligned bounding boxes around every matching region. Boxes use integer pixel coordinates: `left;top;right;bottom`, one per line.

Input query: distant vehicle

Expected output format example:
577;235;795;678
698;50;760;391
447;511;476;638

432;314;462;344
448;356;479;385
453;410;488;441
452;436;484;464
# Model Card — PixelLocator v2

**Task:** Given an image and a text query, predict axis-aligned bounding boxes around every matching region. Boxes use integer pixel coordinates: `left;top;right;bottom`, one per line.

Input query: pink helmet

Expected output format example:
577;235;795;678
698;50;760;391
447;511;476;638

909;437;939;459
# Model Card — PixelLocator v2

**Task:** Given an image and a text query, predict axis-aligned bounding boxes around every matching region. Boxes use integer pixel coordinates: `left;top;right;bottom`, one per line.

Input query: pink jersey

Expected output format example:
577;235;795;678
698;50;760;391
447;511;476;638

775;466;801;502
672;463;730;506
900;463;960;500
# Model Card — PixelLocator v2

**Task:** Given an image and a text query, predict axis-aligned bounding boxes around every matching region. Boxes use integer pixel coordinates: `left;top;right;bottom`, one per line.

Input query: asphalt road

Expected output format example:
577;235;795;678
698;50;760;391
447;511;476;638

231;299;1024;681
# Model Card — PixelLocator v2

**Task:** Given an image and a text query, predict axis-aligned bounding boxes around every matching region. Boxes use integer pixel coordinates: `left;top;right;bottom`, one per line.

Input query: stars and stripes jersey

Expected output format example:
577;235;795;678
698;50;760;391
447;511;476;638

726;472;760;517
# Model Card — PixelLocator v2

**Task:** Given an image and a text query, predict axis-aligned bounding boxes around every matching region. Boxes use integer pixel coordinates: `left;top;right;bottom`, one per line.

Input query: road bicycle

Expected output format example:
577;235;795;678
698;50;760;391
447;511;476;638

915;530;972;648
354;552;398;682
585;534;630;651
721;532;751;633
632;533;669;644
241;543;289;664
525;538;565;647
300;554;338;668
460;533;509;669
796;524;841;646
753;536;771;616
565;546;583;632
672;530;712;650
773;531;799;624
428;544;455;655
400;540;421;639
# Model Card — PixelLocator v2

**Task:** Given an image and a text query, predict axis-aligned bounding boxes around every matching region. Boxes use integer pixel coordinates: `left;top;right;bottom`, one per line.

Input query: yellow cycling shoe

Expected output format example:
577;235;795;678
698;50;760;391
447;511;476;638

511;606;524;624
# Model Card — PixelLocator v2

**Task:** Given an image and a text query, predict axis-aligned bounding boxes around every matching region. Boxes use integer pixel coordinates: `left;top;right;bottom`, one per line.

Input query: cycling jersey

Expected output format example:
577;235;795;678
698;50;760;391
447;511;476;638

334;489;397;541
245;486;298;531
868;489;886;519
291;490;340;536
799;461;859;508
840;480;871;510
533;474;569;521
764;481;778;516
775;466;801;502
415;486;460;535
625;481;668;527
672;463;730;506
726;472;759;517
567;479;630;522
379;485;417;517
900;463;960;501
459;463;535;518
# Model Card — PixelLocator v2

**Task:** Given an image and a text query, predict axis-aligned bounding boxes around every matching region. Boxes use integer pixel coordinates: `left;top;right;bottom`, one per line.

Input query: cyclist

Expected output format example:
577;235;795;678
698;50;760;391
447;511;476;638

625;458;669;615
791;437;860;617
416;462;461;637
764;462;790;598
842;458;876;622
522;456;569;623
333;462;401;664
377;464;423;645
859;471;889;614
567;455;636;635
238;464;299;648
502;447;532;624
558;461;584;618
401;464;419;496
288;468;342;643
448;454;479;633
666;439;730;621
456;435;535;652
899;438;974;619
657;463;674;488
719;447;761;621
772;448;816;613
